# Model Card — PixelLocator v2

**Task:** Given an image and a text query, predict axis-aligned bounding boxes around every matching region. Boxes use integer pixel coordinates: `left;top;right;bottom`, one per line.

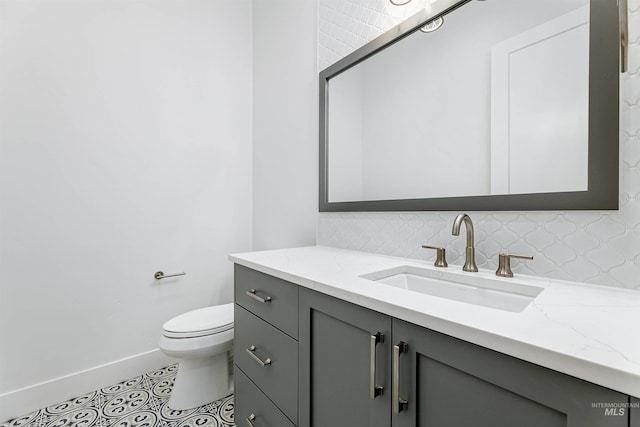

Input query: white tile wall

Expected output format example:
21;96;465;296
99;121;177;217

317;0;640;290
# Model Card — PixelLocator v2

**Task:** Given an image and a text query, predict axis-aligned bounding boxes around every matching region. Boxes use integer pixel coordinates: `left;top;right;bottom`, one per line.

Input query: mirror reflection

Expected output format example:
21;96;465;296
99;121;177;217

327;0;589;203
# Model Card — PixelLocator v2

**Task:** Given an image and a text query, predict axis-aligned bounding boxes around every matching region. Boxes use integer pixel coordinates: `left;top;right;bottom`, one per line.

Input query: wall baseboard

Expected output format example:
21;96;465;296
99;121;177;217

0;349;176;422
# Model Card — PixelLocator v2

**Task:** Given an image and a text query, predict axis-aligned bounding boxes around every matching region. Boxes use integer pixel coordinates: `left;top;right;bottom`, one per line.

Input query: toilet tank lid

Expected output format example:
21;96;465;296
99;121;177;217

163;303;233;334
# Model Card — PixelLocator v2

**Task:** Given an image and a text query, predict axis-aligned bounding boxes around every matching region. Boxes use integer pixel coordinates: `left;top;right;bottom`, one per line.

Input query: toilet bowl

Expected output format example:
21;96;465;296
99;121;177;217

159;303;234;410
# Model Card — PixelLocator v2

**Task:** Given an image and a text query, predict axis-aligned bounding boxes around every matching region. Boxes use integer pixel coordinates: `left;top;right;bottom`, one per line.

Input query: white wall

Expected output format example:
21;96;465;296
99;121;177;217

358;3;491;200
317;0;640;290
252;0;318;250
0;0;253;419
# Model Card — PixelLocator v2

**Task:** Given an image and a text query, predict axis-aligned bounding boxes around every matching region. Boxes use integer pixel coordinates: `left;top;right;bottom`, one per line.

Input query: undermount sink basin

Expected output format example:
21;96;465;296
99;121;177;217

361;266;543;313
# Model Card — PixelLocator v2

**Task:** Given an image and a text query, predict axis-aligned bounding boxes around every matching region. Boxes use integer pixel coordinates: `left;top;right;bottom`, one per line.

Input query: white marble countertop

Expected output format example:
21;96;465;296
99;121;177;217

229;245;640;397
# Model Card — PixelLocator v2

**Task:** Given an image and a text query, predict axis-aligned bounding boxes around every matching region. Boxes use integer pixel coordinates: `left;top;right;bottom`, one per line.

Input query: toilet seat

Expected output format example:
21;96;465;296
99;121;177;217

162;304;233;339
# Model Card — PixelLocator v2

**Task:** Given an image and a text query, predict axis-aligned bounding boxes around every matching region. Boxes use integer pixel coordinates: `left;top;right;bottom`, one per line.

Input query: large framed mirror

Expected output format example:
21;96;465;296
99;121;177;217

319;0;621;212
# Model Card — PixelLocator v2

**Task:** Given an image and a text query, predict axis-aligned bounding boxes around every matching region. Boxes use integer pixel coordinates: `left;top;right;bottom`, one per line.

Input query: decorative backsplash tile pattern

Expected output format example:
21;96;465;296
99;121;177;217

317;0;640;290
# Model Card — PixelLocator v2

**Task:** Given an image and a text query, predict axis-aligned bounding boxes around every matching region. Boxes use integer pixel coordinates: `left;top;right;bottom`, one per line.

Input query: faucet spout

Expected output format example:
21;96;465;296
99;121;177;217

451;213;478;272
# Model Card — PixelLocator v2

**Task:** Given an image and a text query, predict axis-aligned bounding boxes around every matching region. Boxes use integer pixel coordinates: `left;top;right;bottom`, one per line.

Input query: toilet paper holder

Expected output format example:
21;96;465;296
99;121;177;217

154;271;186;280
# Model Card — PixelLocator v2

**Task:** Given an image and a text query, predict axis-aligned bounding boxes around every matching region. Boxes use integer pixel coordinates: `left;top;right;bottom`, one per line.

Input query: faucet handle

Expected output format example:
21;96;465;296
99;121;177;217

421;245;448;268
496;253;533;278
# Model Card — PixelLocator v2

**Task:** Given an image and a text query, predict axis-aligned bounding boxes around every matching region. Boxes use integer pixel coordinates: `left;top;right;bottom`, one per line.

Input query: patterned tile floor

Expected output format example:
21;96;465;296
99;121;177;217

1;365;235;427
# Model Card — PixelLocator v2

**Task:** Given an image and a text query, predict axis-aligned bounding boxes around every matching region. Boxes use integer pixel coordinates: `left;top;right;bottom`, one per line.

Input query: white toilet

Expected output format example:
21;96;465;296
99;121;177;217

159;303;234;410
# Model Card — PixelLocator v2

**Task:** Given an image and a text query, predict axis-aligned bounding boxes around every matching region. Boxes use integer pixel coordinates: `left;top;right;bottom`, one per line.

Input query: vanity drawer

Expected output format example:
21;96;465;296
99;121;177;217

235;264;298;338
234;304;298;423
234;367;296;427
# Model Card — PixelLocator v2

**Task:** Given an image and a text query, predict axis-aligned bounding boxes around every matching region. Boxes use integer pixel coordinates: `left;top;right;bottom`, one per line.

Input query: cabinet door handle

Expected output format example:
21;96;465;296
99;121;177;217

246;413;256;426
393;342;409;414
246;345;272;367
246;289;272;304
370;332;384;399
620;0;628;72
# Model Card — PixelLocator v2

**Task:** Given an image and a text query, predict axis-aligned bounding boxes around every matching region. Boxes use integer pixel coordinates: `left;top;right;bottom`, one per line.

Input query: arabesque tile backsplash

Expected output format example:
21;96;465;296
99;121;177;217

317;0;640;290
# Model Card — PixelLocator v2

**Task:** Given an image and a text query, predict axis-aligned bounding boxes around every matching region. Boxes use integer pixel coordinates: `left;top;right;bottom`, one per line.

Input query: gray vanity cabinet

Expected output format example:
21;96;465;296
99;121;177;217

392;318;628;427
236;267;630;427
299;287;392;427
298;287;628;427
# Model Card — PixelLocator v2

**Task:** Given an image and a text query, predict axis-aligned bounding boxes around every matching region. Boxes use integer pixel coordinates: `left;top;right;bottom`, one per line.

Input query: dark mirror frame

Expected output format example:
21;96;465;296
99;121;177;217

319;0;620;212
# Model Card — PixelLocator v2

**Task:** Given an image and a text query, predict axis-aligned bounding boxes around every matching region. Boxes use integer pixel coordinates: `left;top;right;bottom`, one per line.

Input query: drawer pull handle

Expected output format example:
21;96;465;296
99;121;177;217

246;345;272;367
246;289;272;304
393;342;409;414
246;413;256;427
370;332;384;399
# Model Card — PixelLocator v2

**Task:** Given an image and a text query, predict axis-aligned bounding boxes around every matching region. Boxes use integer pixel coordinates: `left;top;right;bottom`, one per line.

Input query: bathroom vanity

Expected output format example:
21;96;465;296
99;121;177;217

231;246;640;427
230;0;633;424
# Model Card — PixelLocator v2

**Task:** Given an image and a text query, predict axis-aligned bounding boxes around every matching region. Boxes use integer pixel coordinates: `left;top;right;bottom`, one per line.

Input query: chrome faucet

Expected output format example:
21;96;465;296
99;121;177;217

451;213;478;272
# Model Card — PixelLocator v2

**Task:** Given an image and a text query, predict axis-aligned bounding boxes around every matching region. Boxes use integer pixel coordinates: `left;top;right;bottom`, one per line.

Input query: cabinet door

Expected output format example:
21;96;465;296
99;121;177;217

299;288;392;427
392;319;628;427
631;397;640;427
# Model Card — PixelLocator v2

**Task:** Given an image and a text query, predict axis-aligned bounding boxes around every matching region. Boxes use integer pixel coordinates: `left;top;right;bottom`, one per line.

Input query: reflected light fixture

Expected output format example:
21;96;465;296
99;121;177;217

387;0;444;32
420;16;444;32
